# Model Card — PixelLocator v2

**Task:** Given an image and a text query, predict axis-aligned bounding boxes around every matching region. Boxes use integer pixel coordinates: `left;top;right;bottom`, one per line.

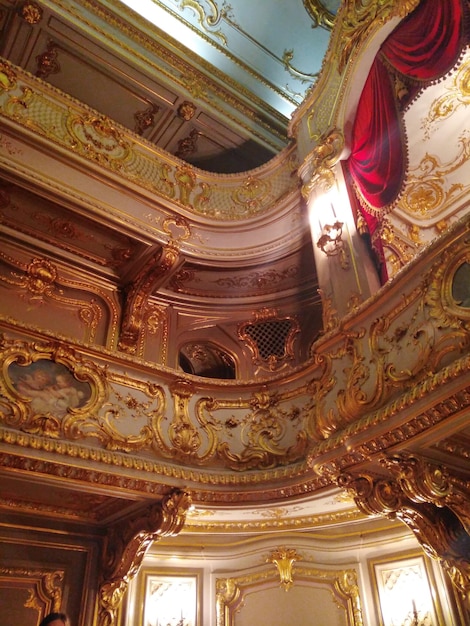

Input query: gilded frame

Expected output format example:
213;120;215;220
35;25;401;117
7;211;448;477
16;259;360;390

0;566;64;626
216;565;363;626
130;567;202;626
0;338;106;437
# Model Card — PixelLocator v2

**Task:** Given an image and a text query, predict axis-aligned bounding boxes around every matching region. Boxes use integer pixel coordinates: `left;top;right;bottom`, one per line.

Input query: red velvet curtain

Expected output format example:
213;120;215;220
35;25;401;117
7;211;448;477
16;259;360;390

347;57;404;211
346;0;467;282
381;0;465;81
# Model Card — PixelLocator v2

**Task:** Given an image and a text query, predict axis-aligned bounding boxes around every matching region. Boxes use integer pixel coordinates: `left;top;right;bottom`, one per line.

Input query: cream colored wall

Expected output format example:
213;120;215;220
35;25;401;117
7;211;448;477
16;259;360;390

236;585;347;626
122;522;463;626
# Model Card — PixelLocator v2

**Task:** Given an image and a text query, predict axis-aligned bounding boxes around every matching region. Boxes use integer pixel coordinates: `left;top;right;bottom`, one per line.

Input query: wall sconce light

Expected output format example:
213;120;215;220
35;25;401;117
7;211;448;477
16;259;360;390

267;547;300;591
316;220;350;269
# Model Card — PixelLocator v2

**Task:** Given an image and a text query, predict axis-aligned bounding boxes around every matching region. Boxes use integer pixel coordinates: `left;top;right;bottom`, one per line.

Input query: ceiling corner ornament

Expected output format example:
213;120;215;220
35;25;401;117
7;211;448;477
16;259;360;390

302;0;337;29
20;1;43;24
282;50;320;86
267;547;300;591
35;41;60;80
301;128;344;199
97;489;191;626
133;102;159;135
179;0;228;45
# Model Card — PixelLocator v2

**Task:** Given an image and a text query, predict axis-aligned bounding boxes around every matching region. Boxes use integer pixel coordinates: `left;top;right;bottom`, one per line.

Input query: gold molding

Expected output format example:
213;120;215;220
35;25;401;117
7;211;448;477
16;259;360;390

0;339;107;438
301;128;344;199
216;564;363;626
303;0;337;29
0;59;297;221
118;243;181;355
0;567;64;616
267;547;300;590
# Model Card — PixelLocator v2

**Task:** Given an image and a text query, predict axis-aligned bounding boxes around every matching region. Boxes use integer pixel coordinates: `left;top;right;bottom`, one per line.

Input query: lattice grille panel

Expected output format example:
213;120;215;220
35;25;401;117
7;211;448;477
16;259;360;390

244;319;293;360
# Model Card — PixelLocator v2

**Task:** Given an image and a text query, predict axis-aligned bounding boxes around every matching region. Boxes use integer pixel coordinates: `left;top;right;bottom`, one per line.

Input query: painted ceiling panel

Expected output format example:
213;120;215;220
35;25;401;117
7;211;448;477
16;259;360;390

117;0;340;116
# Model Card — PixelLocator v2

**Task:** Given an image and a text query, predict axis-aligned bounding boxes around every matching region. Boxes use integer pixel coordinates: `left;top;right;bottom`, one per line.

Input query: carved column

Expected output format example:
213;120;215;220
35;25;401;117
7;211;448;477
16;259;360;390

97;489;192;626
338;455;470;604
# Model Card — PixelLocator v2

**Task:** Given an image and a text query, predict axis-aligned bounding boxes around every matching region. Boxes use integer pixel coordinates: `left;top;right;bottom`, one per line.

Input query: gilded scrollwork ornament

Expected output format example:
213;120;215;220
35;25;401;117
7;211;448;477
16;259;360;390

0;338;106;437
301;129;344;200
66;113;131;169
20;2;43;24
382;453;470;539
35;41;60;80
338;466;470;599
238;308;300;372
338;0;420;73
97;489;191;626
118;243;181;355
216;565;363;626
303;0;337;29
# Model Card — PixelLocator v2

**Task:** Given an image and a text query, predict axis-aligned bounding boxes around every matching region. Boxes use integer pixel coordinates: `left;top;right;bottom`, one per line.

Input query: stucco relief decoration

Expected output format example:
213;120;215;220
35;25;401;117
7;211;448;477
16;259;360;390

0;339;104;439
175;165;200;206
0;566;64;618
0;256;107;343
216;566;363;626
421;55;470;139
398;133;470;218
66;114;131;169
231;176;272;215
301;129;344;199
306;237;470;443
195;388;308;471
35;42;60;80
238;308;300;372
425;242;470;330
20;2;43;24
177;0;228;45
134;102;159;136
177;101;196;121
0;61;17;93
336;0;419;74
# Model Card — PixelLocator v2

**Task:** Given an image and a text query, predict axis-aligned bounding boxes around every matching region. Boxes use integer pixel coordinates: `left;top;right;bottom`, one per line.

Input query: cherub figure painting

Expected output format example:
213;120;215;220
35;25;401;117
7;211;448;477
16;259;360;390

9;359;91;418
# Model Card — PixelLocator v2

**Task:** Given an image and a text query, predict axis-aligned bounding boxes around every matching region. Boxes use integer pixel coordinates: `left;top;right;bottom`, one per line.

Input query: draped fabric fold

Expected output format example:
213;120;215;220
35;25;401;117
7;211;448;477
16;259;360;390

381;0;464;82
347;57;404;211
345;0;467;283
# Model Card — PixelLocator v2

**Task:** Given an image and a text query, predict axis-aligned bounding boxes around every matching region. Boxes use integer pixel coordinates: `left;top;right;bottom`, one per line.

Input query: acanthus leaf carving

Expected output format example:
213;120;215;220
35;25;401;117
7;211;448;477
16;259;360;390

97;489;191;626
338;458;470;600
